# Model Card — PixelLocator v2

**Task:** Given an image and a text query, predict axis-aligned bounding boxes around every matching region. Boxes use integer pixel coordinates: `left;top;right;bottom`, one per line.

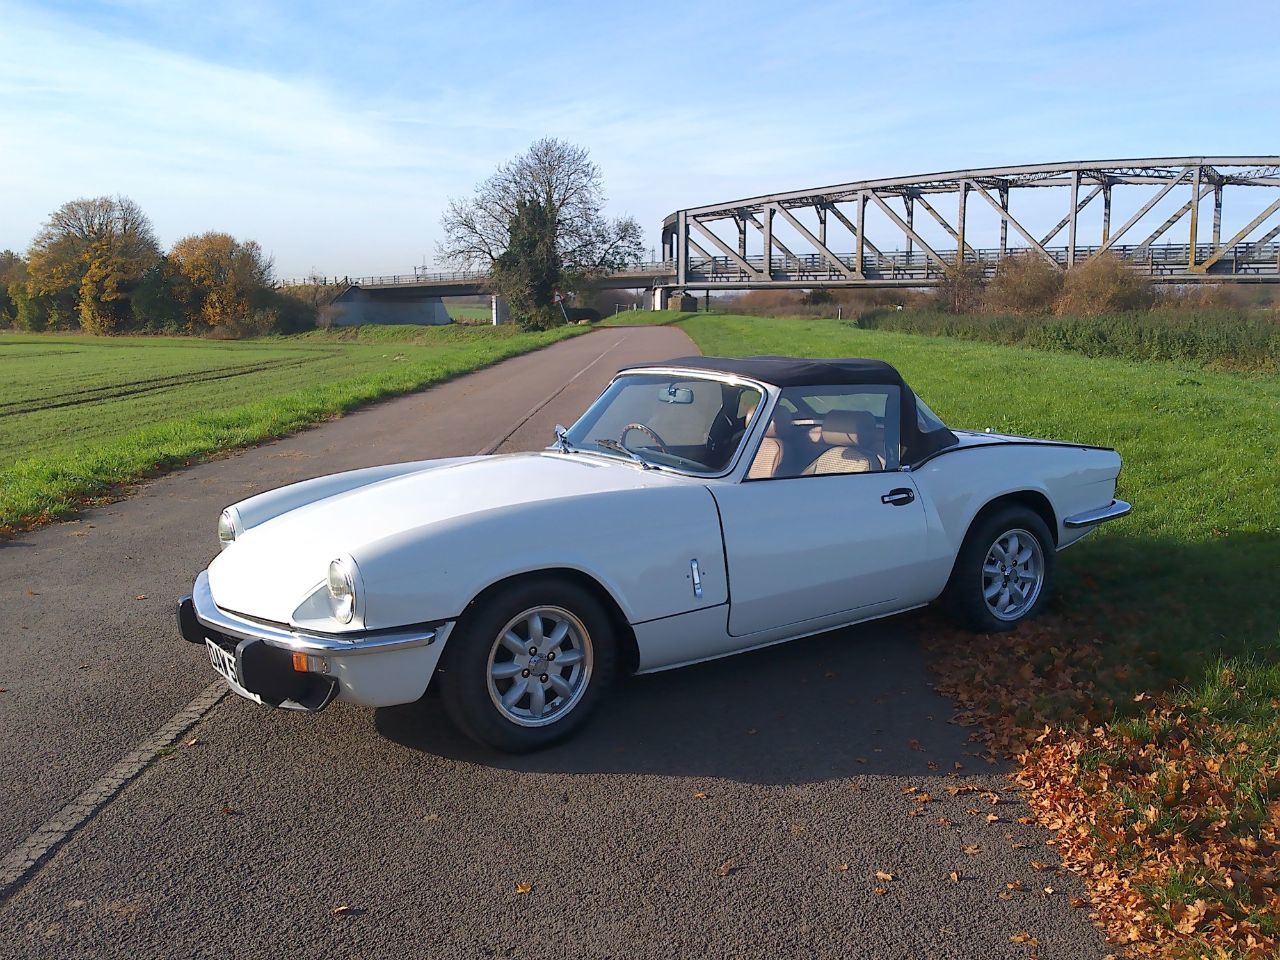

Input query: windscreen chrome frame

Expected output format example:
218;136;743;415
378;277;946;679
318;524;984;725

561;367;776;482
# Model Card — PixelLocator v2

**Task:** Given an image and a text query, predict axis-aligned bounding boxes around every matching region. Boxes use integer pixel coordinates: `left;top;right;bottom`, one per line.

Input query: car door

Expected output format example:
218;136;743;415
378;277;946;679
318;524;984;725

710;384;933;638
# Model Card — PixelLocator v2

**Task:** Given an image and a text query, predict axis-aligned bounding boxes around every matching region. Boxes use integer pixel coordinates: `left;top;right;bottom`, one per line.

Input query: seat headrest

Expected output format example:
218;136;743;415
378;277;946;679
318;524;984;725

821;409;875;447
765;406;794;438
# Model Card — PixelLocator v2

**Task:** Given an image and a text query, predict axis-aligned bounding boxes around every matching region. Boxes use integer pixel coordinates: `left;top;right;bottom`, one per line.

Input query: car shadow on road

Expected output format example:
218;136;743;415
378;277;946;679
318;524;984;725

375;612;988;786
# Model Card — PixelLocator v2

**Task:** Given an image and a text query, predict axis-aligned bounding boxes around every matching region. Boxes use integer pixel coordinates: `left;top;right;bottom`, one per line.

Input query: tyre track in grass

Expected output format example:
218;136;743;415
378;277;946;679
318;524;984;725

0;355;328;418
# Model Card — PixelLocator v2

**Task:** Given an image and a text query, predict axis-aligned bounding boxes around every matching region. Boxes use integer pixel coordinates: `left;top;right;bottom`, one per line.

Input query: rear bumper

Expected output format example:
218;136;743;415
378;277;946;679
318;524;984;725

178;570;450;710
1063;499;1132;528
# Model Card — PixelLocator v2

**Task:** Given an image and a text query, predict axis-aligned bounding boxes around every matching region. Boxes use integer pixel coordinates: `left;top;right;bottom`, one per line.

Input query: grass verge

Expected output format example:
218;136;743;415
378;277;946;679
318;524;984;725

596;310;696;327
677;313;1280;958
855;306;1280;371
0;324;583;533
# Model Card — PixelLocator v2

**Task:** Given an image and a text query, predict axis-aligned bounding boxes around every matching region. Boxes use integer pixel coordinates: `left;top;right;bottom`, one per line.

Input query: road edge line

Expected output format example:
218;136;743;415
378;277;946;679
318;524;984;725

475;337;625;455
0;682;227;902
0;331;629;903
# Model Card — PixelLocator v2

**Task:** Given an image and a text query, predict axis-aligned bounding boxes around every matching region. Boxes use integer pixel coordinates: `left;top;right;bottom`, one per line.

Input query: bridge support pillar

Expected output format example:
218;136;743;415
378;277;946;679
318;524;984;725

651;288;670;311
490;295;510;326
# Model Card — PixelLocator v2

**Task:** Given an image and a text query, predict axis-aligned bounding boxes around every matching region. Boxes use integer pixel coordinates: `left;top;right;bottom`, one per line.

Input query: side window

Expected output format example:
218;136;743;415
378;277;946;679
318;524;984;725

747;385;900;480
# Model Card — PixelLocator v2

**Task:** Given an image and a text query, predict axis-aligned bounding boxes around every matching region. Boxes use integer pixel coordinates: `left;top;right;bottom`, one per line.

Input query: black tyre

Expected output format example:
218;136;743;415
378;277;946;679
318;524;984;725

438;577;617;752
943;505;1056;633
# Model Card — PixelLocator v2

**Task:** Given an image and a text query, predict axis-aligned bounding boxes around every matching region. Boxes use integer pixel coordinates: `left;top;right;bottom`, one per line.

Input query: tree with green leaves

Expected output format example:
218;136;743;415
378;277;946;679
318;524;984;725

130;255;189;332
0;250;24;327
489;198;562;329
439;138;642;328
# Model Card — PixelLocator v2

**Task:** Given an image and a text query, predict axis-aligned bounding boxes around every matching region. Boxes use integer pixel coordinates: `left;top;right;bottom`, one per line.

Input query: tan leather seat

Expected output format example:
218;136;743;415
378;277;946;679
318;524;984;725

801;410;882;476
747;408;794;479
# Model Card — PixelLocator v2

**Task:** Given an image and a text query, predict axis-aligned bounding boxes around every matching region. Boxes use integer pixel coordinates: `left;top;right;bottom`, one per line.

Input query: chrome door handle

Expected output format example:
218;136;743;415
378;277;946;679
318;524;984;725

881;488;915;506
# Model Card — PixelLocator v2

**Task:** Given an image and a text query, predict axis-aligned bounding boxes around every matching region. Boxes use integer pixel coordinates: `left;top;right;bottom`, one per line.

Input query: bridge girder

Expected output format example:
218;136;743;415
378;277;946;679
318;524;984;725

660;157;1280;288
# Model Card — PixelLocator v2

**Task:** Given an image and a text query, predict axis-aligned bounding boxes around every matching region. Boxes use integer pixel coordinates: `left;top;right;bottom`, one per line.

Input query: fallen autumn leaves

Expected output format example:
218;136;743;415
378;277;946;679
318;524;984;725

1020;705;1280;959
924;614;1280;959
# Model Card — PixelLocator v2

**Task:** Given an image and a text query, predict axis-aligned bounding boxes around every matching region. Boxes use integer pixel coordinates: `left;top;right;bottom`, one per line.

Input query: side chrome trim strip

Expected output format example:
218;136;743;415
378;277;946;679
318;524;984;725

191;571;438;656
1063;499;1132;528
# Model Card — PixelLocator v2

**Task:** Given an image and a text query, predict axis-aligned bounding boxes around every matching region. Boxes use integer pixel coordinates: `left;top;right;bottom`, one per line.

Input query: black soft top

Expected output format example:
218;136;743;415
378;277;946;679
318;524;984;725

643;355;903;388
624;354;958;465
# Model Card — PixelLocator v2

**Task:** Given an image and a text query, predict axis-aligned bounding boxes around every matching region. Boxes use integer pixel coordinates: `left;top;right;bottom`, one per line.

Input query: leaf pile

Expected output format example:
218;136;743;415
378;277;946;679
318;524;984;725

1019;689;1280;959
923;612;1115;756
923;617;1280;958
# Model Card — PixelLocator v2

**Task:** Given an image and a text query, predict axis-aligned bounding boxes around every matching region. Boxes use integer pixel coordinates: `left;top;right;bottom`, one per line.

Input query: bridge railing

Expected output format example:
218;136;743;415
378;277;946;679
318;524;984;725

683;242;1280;282
276;261;677;289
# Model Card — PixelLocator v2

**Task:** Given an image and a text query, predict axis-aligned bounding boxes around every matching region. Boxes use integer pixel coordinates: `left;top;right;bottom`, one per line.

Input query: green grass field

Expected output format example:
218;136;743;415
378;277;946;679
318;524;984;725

0;324;582;531
596;309;695;327
679;313;1280;685
677;312;1280;947
442;302;492;323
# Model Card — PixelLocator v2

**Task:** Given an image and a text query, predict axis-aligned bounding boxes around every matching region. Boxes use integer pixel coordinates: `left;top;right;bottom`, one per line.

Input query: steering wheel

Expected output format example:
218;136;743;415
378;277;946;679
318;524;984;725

619;422;670;454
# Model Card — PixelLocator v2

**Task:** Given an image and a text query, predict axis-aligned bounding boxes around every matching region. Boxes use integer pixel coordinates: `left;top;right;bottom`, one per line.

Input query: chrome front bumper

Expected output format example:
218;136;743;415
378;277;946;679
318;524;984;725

178;570;443;710
1063;499;1132;529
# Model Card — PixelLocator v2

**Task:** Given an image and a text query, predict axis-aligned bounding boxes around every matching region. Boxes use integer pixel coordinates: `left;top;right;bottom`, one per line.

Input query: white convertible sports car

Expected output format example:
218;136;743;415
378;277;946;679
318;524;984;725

179;355;1130;751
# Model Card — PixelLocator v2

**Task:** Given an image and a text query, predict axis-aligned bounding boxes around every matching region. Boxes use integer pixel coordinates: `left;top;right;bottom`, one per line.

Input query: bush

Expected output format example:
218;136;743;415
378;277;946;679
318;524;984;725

10;284;74;332
130;257;188;332
725;287;927;318
254;288;317;334
934;261;986;314
985;252;1063;314
801;288;834;306
1055;253;1154;316
857;304;1279;369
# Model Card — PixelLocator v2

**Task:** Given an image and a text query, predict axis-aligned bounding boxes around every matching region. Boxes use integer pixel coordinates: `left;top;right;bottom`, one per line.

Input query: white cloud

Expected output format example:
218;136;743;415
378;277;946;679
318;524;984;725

1;0;1274;275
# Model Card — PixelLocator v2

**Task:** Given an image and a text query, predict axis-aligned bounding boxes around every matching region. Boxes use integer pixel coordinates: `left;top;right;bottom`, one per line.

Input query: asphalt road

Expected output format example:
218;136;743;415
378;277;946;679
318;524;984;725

0;325;1109;959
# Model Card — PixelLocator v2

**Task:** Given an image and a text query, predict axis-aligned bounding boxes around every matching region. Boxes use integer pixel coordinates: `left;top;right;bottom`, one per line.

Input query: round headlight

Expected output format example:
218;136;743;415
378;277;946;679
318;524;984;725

326;558;356;624
217;509;237;548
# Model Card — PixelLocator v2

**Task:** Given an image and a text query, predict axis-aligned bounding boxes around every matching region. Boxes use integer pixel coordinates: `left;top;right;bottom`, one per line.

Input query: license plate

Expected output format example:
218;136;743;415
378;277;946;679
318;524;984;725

206;639;238;685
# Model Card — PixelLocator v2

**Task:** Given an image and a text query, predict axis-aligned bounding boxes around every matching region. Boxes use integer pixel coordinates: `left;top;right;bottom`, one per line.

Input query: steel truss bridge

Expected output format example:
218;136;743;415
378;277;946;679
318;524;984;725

284;157;1280;306
660;157;1280;291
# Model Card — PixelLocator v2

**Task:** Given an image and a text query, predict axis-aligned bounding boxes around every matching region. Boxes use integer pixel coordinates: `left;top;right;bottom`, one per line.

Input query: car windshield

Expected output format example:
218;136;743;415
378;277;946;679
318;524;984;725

564;373;764;474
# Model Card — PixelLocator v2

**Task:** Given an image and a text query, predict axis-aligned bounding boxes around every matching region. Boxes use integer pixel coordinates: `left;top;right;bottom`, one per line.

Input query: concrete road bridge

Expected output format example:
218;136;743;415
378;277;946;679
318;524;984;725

287;157;1280;321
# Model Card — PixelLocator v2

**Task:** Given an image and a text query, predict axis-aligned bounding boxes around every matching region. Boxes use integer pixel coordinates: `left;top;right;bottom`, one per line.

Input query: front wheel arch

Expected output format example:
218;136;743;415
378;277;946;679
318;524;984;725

456;568;639;677
437;572;624;751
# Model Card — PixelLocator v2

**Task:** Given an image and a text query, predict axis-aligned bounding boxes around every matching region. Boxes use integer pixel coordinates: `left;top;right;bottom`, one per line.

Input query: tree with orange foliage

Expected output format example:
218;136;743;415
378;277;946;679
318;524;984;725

24;196;159;333
169;232;275;336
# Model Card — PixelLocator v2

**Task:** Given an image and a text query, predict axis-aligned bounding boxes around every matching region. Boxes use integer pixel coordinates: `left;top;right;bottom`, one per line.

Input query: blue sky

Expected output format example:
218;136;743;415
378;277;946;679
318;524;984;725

1;0;1275;277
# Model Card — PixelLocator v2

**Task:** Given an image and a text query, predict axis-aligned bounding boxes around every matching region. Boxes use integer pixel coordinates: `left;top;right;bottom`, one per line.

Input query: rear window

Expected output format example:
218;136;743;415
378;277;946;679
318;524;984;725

916;397;948;432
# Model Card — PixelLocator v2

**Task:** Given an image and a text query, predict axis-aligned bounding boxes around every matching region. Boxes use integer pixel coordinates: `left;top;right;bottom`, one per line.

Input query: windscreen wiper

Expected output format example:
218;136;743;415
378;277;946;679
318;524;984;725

593;438;654;470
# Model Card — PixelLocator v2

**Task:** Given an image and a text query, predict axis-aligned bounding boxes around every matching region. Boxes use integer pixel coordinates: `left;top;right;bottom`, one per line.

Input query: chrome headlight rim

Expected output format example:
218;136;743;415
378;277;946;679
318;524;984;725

326;556;359;625
217;508;240;550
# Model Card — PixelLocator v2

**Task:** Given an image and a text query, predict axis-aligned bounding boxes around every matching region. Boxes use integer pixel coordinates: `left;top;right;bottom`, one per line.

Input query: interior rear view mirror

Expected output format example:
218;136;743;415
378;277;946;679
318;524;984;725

660;385;694;404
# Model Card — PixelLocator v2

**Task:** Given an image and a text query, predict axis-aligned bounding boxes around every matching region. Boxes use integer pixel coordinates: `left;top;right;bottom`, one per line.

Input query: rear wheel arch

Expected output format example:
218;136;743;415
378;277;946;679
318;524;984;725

968;490;1058;547
942;494;1058;632
943;489;1057;590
